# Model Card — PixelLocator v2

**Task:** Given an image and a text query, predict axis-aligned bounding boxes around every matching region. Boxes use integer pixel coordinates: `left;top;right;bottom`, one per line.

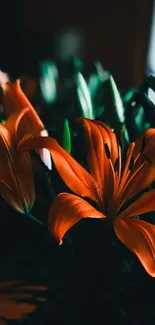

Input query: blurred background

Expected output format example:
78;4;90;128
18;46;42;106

1;3;155;324
0;0;154;88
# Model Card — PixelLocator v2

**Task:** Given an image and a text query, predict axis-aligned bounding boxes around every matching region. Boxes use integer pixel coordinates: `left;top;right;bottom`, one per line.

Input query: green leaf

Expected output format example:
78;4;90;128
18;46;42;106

40;60;58;104
105;75;125;126
122;89;135;103
73;57;84;71
62;119;71;154
115;122;129;150
88;75;102;103
0;120;6;125
77;72;94;119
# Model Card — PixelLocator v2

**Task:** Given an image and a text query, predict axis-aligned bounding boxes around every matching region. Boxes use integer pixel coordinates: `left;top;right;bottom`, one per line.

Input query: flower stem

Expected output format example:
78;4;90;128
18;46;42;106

25;211;45;226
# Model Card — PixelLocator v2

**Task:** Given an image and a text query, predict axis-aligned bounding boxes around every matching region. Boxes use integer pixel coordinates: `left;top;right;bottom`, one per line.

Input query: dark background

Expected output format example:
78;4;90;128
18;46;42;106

0;2;155;324
0;0;153;88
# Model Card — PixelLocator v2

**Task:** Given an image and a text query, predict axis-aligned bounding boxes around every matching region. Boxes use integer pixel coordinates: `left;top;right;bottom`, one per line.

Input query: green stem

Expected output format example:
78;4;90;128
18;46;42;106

25;211;45;226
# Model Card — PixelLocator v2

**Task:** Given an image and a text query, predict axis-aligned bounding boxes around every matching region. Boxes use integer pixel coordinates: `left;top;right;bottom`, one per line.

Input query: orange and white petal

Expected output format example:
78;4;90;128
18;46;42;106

0;70;9;85
39;129;52;170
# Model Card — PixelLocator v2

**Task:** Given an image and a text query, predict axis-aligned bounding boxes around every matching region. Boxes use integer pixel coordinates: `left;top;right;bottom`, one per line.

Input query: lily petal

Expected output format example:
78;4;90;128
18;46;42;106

133;128;155;162
13;152;35;212
77;118;118;202
118;189;155;218
0;125;35;213
48;192;105;244
39;129;52;170
0;153;35;213
4;107;30;136
0;179;24;213
1;80;44;136
114;218;155;276
92;119;119;164
117;129;155;207
18;136;101;202
120;158;155;208
0;70;9;85
118;128;155;206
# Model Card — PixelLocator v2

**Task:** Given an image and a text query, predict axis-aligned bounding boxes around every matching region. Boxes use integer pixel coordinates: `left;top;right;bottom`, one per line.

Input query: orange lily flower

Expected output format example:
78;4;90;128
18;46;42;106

0;108;35;213
18;119;155;276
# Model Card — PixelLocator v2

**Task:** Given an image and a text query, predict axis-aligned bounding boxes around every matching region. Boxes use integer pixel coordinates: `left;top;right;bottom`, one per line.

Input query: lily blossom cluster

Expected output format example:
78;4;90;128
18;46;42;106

1;79;155;277
18;118;155;277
